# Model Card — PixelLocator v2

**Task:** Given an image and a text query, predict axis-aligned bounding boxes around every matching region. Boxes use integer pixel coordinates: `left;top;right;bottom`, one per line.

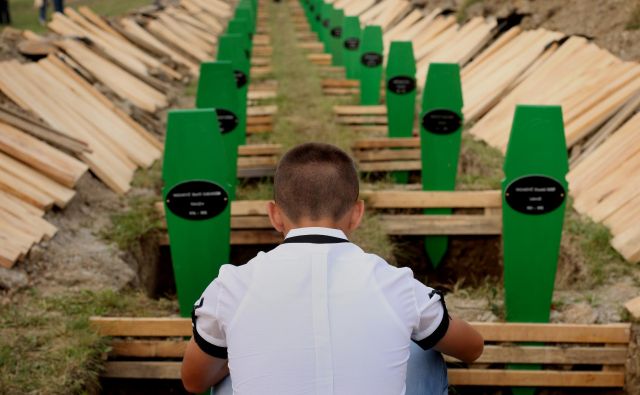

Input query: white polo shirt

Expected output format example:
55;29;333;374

192;227;449;395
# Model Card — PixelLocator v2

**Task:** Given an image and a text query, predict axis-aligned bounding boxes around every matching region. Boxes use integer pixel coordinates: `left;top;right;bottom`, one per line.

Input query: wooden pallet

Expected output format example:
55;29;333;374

91;318;630;388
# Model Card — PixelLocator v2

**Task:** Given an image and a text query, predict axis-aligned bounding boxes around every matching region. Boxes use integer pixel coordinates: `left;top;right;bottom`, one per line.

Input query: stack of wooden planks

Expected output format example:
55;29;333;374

0;115;88;268
568;113;640;263
467;36;640;152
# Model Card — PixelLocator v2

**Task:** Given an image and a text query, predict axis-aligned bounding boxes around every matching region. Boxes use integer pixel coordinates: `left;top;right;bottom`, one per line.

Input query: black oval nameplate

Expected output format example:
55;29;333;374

387;76;416;94
315;14;321;22
166;181;229;220
330;27;342;38
322;19;330;28
421;109;462;134
361;52;383;67
233;70;247;89
215;109;239;134
344;37;360;50
505;175;566;215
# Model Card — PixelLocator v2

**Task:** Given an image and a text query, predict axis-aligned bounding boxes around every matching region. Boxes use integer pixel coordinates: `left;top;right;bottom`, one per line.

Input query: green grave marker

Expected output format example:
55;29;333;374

341;16;361;80
235;5;256;39
310;0;323;35
358;25;383;105
196;61;243;201
419;63;463;267
320;3;333;53
386;41;416;184
328;7;344;66
217;33;250;146
227;18;252;57
162;109;232;317
502;105;568;395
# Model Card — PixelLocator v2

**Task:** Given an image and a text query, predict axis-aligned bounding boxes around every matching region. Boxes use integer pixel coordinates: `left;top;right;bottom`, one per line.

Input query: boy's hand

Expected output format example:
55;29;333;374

181;337;229;393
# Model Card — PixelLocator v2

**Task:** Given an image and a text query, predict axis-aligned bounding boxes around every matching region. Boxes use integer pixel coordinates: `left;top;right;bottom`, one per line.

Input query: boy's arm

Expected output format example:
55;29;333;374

434;317;484;363
181;337;229;393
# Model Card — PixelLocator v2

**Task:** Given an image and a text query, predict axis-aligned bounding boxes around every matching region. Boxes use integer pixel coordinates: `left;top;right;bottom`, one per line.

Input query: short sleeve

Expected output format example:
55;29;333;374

411;281;450;350
192;279;228;359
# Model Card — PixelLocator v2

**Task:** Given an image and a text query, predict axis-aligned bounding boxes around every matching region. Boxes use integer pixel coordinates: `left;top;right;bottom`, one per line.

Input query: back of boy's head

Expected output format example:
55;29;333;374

274;142;359;222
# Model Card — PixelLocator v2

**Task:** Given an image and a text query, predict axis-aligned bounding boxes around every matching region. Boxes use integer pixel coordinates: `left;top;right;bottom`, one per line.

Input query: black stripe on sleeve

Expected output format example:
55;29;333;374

413;290;451;350
191;297;228;359
193;326;228;359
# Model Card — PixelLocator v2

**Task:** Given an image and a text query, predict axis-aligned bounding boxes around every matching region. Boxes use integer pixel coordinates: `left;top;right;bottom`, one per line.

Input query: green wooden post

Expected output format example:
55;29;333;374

329;7;344;66
341;16;361;80
227;18;252;57
320;3;333;53
502;105;568;395
162;109;232;317
358;25;383;105
386;41;416;184
310;0;322;35
196;61;243;201
217;33;249;146
235;5;256;39
419;63;463;267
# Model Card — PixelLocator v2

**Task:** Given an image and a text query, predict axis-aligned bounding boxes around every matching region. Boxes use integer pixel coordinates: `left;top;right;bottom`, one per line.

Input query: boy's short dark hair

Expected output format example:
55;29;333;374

274;142;359;222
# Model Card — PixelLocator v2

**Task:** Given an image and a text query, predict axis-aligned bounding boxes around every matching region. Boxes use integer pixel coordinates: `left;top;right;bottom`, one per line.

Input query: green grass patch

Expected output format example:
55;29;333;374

626;3;640;30
6;0;153;33
101;194;162;250
0;288;177;394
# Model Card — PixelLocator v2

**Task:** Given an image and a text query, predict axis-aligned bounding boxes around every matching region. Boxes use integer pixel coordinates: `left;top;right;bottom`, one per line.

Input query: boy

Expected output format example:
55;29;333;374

182;143;483;394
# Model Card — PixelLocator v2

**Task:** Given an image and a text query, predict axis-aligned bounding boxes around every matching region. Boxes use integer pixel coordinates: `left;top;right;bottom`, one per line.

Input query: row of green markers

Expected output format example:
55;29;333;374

298;2;571;394
162;0;258;318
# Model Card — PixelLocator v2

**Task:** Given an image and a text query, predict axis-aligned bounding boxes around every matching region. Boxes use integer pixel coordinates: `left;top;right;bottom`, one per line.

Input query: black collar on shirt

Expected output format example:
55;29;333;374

282;235;349;244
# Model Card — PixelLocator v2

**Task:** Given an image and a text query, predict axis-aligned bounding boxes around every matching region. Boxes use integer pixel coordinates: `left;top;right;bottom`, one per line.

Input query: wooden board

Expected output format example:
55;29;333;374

379;214;502;235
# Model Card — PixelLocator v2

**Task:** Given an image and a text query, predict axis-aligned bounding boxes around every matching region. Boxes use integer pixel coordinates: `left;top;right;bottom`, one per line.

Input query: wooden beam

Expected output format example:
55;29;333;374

379;214;502;235
361;190;502;209
352;137;420;149
445;345;627;365
474;322;631;344
448;369;624;387
103;361;181;379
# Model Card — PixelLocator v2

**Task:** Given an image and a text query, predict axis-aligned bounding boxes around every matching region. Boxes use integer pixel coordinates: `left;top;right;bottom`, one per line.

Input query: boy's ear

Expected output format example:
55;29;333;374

267;201;285;233
347;200;365;231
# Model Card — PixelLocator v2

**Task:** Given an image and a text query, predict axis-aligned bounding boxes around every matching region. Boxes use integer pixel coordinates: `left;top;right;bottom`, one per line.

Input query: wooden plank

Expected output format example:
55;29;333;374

90;317;192;336
446;344;627;365
337;115;388;125
247;105;278;117
358;160;422;172
379;214;502;235
238;144;281;156
352;137;420;149
361;190;502;208
0;105;90;155
159;230;280;246
448;369;624;387
334;104;386;115
624;296;640;320
103;361;181;379
0;122;87;188
110;340;186;358
474;322;631;344
354;148;420;161
0;167;55;209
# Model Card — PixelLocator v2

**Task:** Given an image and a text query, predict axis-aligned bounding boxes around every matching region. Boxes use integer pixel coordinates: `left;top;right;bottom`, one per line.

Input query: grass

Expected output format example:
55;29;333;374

626;3;640;30
0;288;177;394
101;194;162;251
456;0;483;23
6;0;154;33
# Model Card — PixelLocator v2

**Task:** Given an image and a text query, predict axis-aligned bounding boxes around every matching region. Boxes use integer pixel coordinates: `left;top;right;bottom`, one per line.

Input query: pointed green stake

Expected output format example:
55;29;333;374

386;41;416;184
196;61;244;201
235;4;256;38
341;16;361;80
503;105;568;395
358;25;383;105
162;109;232;317
419;63;463;267
217;33;250;146
328;7;344;66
